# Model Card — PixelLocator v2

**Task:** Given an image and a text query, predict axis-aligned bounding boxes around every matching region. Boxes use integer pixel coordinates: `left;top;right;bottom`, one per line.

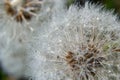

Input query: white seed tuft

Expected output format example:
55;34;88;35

27;2;120;80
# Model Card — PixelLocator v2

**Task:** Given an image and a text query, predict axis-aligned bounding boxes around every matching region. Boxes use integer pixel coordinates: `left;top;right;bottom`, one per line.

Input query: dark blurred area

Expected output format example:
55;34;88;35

0;62;15;80
91;0;120;15
67;0;120;17
77;0;120;16
0;62;29;80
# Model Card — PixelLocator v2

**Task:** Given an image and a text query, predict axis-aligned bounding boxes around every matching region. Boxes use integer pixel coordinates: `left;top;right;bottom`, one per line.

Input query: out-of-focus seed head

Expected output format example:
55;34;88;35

4;0;42;23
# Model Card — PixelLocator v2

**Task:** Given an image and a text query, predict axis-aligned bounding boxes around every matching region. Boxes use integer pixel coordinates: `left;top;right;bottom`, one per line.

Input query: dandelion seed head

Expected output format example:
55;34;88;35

4;0;42;23
28;3;120;80
0;0;67;78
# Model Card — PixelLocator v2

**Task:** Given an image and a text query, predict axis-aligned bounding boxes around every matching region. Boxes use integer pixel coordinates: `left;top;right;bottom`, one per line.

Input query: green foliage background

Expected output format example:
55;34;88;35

0;68;7;80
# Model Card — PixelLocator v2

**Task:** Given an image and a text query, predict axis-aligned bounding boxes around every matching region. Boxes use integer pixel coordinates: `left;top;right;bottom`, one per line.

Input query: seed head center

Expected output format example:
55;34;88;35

65;44;106;79
4;0;42;22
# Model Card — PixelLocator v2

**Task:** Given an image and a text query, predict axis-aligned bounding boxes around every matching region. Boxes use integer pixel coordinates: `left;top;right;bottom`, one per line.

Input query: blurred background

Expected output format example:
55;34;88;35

1;0;120;80
67;0;120;17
